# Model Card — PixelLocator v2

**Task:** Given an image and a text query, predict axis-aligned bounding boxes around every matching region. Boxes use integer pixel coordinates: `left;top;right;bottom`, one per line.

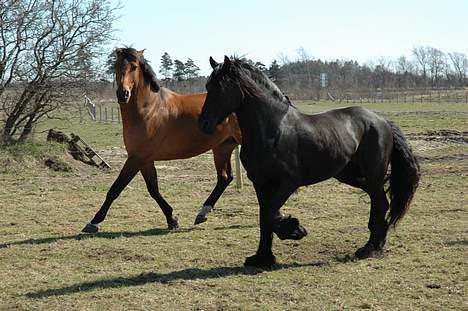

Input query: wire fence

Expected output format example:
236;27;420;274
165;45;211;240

82;91;468;125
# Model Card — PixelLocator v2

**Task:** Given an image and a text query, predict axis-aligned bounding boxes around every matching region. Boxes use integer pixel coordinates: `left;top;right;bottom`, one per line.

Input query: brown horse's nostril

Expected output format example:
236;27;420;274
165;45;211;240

123;90;130;99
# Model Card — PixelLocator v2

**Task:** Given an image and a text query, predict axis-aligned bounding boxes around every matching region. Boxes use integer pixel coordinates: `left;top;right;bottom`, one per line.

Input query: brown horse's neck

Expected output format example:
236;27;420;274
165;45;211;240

120;83;205;130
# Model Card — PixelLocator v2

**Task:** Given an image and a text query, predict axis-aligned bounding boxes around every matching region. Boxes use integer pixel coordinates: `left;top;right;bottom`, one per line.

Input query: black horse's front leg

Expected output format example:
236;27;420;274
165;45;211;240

244;205;277;268
82;157;142;233
273;215;308;241
244;181;298;268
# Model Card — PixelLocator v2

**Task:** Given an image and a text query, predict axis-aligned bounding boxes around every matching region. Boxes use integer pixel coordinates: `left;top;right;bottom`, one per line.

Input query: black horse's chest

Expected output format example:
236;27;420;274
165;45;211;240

240;138;297;185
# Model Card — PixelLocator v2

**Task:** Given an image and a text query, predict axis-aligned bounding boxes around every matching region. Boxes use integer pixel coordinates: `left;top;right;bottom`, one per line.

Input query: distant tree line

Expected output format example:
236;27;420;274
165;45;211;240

272;46;467;93
159;52;201;81
157;46;467;98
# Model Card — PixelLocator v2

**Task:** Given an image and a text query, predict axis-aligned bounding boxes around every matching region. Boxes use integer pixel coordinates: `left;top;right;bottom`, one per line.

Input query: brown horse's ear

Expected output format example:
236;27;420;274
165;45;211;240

209;56;218;69
115;48;122;57
137;49;146;57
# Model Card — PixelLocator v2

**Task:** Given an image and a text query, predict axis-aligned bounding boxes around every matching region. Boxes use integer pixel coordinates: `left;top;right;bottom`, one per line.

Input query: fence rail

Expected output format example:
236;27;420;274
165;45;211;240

81;91;468;124
316;90;468;104
82;96;121;124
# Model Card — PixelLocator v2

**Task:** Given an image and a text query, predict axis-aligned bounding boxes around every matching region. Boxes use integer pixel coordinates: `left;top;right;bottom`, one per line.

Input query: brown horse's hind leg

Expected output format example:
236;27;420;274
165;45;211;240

82;157;142;233
141;164;179;229
194;140;236;225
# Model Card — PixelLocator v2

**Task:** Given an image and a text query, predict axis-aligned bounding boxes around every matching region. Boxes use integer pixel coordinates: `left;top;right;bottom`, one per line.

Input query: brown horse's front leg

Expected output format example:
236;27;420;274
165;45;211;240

194;142;236;225
141;164;179;230
81;157;142;233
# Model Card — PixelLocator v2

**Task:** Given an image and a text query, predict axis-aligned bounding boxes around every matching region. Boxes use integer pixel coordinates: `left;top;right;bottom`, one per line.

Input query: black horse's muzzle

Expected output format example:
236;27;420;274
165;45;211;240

198;117;217;134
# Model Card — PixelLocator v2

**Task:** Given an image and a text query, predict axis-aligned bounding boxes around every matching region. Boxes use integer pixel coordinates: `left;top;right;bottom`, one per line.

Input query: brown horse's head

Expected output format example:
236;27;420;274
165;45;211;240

114;47;160;105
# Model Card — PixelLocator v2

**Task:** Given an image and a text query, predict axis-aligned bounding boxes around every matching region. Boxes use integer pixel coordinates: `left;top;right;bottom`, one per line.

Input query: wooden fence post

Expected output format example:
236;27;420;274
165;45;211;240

234;146;243;189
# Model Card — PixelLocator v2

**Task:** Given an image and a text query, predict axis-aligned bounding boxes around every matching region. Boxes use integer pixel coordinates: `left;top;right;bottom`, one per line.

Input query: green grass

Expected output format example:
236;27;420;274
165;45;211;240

0;101;466;310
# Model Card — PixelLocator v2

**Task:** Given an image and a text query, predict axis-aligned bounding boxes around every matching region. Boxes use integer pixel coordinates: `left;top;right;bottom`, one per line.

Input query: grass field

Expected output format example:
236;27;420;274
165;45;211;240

0;100;466;310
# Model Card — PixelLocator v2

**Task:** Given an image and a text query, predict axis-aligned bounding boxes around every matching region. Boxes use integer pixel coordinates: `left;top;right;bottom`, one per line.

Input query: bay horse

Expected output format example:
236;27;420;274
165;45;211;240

198;56;420;268
81;48;241;233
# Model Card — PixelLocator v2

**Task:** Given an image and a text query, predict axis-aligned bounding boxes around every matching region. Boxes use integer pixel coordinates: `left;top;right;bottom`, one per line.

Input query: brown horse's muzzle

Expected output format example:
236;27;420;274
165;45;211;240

116;88;131;105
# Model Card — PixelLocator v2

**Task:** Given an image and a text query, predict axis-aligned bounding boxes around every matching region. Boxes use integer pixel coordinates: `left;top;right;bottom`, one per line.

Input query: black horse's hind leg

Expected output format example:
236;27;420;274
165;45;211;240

141;164;179;230
194;141;236;225
245;182;300;268
355;189;390;259
82;157;141;233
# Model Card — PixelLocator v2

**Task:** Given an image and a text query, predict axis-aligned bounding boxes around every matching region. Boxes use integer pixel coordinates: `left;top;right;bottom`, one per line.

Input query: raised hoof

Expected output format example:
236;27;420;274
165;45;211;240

81;223;99;234
274;216;308;240
167;216;179;230
194;214;207;225
244;253;277;268
355;245;384;259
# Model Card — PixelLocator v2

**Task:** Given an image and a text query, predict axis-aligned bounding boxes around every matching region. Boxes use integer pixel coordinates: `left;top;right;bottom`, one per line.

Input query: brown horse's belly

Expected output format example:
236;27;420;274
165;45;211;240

151;133;228;160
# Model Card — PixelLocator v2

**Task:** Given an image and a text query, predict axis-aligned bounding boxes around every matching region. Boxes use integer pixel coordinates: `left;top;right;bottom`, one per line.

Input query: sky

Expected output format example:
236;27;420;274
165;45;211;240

110;0;468;76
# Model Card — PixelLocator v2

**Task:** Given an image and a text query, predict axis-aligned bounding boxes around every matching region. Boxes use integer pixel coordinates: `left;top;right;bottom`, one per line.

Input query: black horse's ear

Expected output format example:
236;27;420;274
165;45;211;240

140;59;160;92
223;55;231;70
209;56;218;69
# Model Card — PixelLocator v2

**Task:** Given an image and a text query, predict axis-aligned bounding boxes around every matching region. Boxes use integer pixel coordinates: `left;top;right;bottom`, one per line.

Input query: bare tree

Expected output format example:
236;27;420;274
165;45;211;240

0;0;119;144
412;46;430;86
427;47;446;88
448;52;468;86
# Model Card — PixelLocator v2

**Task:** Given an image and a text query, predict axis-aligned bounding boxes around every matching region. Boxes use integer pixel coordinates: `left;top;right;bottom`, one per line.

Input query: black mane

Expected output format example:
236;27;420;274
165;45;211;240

215;58;291;106
116;47;160;92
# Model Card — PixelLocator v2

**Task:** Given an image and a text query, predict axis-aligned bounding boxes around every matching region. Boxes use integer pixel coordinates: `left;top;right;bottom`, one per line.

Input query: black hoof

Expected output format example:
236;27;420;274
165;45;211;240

81;223;99;233
274;216;308;240
244;253;277;268
194;214;207;225
168;216;179;230
355;244;384;259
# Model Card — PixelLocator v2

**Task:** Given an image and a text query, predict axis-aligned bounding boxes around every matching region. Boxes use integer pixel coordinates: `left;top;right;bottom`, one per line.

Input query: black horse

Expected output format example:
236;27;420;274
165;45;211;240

198;56;420;268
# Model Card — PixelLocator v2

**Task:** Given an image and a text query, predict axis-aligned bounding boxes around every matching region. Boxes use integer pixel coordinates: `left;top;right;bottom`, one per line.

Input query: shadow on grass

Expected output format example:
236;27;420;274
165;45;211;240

445;239;468;246
25;261;326;298
0;227;195;249
212;224;257;231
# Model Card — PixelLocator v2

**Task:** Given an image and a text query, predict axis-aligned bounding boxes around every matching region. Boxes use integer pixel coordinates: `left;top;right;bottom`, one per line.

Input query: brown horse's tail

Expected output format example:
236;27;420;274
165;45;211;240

387;122;420;227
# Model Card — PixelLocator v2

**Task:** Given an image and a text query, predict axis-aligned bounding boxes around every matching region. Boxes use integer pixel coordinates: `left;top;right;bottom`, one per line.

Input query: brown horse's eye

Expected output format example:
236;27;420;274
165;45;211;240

130;64;137;71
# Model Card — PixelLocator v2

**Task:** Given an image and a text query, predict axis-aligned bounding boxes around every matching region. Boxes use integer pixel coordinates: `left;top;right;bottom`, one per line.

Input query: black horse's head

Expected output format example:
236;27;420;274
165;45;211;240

114;47;160;105
198;56;243;134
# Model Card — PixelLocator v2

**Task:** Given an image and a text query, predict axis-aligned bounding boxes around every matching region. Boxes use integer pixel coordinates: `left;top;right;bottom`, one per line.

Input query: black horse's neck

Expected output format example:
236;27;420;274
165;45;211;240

236;92;291;149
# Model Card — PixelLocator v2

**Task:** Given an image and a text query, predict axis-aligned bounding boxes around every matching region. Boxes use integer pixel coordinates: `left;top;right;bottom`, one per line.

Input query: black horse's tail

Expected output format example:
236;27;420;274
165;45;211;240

387;122;420;227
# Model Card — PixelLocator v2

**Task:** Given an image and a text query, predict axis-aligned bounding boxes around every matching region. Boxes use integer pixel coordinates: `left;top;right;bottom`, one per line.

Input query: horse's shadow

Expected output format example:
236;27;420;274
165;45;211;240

0;227;195;249
25;261;326;299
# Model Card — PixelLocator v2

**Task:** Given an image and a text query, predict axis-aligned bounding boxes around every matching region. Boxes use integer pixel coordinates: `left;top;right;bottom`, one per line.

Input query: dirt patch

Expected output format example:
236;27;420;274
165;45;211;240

44;156;73;172
408;129;468;144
